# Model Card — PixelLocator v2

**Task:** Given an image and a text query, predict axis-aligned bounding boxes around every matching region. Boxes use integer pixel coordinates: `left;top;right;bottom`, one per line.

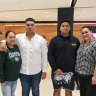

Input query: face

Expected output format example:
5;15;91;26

60;22;70;36
81;28;92;41
6;32;16;46
25;21;35;34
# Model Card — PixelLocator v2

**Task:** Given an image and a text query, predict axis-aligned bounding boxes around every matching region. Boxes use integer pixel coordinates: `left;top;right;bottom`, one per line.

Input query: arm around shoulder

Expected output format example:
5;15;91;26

0;40;7;52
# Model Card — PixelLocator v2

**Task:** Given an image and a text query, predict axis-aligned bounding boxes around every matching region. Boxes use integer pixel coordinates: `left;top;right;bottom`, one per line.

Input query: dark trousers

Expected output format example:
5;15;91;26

78;75;96;96
74;72;80;89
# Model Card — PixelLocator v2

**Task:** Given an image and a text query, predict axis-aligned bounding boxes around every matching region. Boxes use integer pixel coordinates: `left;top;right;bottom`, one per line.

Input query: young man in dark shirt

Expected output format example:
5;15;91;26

48;20;80;96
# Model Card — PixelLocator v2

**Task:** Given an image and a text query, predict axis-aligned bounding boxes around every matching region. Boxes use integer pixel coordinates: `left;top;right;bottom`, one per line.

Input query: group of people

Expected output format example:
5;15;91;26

0;17;96;96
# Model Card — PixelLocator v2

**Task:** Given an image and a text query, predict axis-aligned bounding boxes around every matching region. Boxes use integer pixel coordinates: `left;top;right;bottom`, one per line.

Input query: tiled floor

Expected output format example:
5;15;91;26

0;65;80;96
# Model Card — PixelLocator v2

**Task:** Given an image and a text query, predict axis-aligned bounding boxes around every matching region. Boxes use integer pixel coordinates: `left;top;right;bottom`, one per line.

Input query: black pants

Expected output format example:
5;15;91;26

78;75;96;96
74;72;80;89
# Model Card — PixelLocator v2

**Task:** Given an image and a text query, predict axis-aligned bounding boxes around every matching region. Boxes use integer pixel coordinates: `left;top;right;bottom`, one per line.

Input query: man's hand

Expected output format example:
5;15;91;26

0;42;7;52
1;82;6;87
41;72;46;79
55;69;63;75
92;75;96;85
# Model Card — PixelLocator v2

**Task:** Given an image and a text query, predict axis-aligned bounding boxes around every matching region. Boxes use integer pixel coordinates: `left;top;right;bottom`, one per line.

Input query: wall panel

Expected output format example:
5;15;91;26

0;23;96;42
4;23;57;43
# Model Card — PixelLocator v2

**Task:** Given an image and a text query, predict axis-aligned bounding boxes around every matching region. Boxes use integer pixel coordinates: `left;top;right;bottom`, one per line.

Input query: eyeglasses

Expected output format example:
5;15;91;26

81;31;88;35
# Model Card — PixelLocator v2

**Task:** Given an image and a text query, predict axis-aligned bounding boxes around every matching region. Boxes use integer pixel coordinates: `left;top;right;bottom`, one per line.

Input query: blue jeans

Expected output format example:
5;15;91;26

20;71;42;96
1;80;17;96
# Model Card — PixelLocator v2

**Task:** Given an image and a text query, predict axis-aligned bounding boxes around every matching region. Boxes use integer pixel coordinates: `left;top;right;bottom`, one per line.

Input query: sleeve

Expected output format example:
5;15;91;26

0;52;6;83
0;40;6;43
48;38;58;72
41;38;48;72
76;39;80;50
92;44;96;64
16;34;20;46
74;39;80;65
